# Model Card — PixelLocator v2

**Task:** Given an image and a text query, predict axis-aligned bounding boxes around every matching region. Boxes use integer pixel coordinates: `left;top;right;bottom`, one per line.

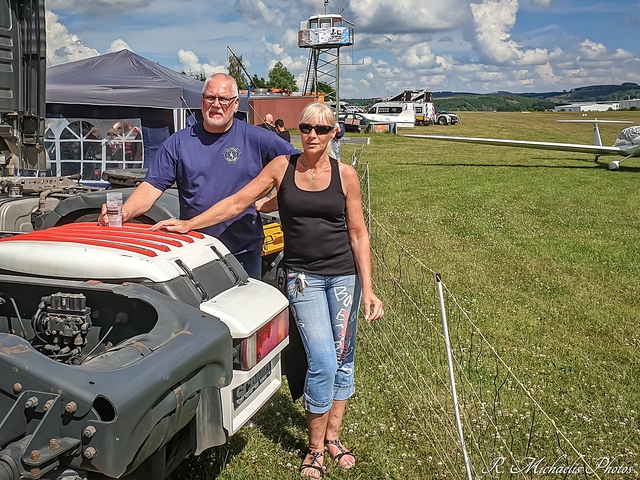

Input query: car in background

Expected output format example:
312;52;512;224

435;111;460;125
339;112;373;133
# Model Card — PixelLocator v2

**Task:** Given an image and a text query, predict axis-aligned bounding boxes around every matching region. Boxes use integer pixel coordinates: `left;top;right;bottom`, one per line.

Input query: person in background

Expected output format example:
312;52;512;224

106;121;142;165
275;118;291;143
98;73;299;278
330;120;345;160
150;102;383;478
257;113;276;132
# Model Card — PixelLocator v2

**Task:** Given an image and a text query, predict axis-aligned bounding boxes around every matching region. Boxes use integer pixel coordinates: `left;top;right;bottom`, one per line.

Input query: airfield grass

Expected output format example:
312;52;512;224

169;111;640;479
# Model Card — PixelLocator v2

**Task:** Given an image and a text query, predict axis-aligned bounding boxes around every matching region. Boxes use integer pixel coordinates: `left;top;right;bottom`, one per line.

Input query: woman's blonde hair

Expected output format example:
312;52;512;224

299;103;340;157
299;102;339;129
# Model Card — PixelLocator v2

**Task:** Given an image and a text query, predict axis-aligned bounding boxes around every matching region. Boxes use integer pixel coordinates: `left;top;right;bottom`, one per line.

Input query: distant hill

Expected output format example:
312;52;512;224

535;83;640;103
433;83;640;103
344;83;640;112
434;95;555;112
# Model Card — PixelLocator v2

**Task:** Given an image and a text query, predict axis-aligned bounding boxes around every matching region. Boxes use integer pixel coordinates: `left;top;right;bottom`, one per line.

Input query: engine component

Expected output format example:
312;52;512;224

32;293;92;365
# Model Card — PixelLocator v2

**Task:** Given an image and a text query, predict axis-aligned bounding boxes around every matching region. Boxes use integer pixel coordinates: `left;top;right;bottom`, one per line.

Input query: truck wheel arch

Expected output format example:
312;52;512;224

34;188;180;230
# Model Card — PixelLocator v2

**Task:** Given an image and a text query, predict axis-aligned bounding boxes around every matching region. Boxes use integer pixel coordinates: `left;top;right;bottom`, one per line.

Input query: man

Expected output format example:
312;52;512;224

257;113;276;132
99;73;299;278
330;121;346;160
275;118;291;143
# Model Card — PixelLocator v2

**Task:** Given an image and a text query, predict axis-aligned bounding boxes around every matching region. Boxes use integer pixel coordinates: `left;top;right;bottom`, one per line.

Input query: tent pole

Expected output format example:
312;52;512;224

173;109;185;133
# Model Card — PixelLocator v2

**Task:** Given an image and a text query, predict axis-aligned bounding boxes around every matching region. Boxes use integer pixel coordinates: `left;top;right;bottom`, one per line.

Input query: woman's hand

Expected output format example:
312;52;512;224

362;290;384;322
150;218;192;233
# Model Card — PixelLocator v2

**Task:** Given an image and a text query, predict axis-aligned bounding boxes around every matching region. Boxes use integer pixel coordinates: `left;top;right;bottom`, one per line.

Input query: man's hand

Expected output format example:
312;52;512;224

98;204;130;226
97;182;164;227
98;203;110;226
150;218;192;233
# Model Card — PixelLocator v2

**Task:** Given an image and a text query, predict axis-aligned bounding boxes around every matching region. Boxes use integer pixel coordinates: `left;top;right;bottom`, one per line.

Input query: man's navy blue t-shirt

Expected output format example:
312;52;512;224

146;120;299;255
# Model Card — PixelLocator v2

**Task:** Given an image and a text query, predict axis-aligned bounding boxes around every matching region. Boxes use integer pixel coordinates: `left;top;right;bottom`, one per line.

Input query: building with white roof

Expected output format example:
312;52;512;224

554;101;620;112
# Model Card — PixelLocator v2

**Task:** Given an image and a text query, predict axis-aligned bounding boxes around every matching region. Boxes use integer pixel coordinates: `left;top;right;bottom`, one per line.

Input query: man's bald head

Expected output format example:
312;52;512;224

202;73;239;97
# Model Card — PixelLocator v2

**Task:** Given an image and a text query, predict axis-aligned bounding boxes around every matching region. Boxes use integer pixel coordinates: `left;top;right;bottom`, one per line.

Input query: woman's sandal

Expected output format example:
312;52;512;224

300;449;324;478
324;438;356;469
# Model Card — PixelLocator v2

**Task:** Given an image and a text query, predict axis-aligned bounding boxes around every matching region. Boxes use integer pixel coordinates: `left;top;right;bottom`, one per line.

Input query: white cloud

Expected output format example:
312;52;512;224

526;0;553;8
46;10;99;66
259;34;309;88
281;29;299;49
266;54;308;78
470;0;551;67
357;33;433;52
348;0;468;33
295;72;306;92
107;39;131;53
398;43;438;68
470;0;520;63
177;50;226;77
421;74;448;86
577;39;607;60
476;70;506;81
261;37;284;56
234;0;287;27
534;63;557;84
341;54;374;71
611;48;634;61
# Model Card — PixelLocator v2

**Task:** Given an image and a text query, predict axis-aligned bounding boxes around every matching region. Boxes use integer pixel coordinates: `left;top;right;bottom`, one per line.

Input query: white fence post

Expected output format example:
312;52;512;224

437;273;474;480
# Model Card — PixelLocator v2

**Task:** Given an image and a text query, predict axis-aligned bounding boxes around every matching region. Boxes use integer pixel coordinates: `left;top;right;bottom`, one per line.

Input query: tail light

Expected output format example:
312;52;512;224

234;308;289;370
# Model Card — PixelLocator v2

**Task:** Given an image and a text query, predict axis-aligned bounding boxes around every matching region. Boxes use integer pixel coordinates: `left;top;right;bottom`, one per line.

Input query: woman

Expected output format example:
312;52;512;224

152;102;383;478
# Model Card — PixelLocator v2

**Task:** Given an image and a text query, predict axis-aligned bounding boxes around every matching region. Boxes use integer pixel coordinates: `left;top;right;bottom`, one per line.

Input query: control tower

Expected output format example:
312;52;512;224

299;1;354;116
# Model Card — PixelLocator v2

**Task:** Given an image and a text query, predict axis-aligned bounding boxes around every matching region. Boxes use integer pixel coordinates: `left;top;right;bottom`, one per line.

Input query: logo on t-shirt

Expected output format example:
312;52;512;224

223;147;241;165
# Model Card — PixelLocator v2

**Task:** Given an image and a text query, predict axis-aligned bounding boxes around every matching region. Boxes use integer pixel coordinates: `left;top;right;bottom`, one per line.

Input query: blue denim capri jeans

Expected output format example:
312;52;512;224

287;270;361;414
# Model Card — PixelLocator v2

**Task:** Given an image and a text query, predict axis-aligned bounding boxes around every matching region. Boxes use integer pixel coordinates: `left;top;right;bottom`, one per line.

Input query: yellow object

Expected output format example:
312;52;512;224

262;222;284;256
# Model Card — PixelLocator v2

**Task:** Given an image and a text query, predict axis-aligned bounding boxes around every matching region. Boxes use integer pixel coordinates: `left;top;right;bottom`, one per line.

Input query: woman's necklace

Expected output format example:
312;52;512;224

300;155;328;180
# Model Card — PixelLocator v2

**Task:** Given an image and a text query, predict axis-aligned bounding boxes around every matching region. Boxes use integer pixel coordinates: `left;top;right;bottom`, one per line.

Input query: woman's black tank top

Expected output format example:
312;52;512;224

277;154;356;276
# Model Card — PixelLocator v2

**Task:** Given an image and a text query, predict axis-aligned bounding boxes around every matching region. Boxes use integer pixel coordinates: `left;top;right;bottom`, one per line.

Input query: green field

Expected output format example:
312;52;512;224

170;111;640;479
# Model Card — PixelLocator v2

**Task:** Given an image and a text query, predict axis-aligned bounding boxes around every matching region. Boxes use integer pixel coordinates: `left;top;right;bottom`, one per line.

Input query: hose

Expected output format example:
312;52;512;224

0;458;16;480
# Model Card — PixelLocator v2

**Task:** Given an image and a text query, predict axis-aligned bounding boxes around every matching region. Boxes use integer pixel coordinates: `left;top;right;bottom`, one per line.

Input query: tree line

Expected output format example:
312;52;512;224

227;55;299;92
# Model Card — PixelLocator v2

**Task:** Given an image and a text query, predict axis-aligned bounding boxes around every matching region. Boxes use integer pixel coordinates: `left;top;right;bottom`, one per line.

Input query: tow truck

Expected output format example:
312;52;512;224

0;223;289;480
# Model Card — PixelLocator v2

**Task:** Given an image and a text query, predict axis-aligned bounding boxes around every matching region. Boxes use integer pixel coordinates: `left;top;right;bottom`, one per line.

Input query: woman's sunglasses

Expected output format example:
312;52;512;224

299;124;334;135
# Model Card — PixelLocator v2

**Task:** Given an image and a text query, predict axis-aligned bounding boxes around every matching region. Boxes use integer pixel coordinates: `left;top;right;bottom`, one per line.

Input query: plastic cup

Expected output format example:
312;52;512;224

106;192;123;227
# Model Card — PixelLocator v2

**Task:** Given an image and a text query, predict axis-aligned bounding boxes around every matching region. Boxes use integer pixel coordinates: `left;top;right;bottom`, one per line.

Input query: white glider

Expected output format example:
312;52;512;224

404;120;640;170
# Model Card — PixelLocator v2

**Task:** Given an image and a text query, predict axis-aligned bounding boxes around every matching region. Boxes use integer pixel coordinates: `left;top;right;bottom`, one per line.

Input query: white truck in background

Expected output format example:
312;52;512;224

364;102;416;128
384;89;462;126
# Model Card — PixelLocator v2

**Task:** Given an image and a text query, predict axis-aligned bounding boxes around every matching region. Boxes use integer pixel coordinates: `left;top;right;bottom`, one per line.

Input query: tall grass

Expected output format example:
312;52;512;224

170;111;640;479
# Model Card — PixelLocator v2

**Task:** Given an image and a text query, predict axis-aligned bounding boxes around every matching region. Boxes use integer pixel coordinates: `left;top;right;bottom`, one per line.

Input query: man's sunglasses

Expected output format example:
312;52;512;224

299;124;334;135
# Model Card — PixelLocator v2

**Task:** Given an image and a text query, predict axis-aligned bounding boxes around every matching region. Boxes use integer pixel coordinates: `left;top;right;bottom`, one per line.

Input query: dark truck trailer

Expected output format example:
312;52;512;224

0;0;46;174
0;224;290;479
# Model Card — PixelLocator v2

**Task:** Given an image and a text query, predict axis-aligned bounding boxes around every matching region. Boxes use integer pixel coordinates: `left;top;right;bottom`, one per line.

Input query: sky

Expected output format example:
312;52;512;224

46;0;640;99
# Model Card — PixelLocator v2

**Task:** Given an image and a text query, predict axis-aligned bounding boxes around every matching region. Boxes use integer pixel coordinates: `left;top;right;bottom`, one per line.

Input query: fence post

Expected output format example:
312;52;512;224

437;273;474;480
